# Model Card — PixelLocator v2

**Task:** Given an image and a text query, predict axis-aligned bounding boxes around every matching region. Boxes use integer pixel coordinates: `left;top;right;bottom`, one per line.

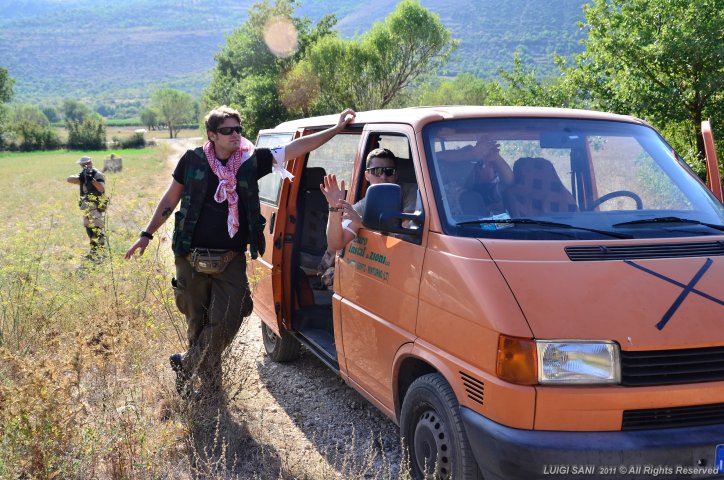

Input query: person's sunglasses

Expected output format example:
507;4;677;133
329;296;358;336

366;167;397;177
216;126;243;135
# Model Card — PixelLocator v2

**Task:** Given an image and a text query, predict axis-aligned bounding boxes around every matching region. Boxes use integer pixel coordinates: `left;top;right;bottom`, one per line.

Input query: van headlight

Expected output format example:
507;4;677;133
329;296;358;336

536;341;620;384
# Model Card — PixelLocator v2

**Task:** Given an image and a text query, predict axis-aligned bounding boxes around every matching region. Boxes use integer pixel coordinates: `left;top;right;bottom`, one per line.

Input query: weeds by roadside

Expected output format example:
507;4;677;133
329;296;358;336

0;147;411;480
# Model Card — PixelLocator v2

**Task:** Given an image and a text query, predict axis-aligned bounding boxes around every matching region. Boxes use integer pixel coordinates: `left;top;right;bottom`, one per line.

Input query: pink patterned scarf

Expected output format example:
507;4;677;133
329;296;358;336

202;139;254;238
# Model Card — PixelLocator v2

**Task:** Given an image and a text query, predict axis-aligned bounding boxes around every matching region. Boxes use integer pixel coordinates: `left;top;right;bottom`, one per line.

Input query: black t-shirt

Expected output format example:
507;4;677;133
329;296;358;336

172;148;275;251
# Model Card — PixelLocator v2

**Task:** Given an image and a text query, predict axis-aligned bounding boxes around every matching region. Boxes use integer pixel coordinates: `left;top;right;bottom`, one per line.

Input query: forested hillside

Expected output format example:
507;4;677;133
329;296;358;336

0;0;588;104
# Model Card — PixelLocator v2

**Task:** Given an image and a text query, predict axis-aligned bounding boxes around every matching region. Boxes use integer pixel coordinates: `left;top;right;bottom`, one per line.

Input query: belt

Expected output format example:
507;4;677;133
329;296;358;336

186;249;239;263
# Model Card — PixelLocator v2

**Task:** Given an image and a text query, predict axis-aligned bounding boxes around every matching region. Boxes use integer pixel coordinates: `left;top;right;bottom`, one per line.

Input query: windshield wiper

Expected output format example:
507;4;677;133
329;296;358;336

613;216;724;232
456;218;632;239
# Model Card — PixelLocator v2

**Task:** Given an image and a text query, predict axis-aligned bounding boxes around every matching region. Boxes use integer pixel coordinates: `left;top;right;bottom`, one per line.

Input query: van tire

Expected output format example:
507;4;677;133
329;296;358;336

400;373;482;480
261;322;301;362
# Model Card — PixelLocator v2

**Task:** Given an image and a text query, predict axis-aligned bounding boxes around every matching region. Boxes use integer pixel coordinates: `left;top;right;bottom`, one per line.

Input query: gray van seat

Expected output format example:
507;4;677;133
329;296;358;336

506;157;577;216
299;167;328;273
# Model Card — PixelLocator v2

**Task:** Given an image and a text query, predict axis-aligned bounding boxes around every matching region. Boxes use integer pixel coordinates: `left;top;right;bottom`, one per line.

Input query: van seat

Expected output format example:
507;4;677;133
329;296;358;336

506;157;577;216
298;167;328;273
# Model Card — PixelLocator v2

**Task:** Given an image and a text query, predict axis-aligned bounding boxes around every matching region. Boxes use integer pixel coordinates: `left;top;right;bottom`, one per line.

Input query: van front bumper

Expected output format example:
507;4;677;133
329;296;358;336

460;407;723;480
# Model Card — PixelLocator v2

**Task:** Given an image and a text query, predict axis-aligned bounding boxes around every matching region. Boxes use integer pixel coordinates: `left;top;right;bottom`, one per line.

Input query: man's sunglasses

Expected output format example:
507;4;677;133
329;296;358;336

366;167;397;177
215;126;243;135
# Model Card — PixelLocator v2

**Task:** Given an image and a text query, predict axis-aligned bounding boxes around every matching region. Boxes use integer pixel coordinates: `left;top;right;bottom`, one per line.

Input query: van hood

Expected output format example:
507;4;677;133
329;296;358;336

483;239;724;350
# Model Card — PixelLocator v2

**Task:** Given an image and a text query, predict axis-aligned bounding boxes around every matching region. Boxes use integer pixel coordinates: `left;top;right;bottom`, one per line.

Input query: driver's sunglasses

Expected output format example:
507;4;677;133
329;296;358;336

215;126;243;136
366;166;396;177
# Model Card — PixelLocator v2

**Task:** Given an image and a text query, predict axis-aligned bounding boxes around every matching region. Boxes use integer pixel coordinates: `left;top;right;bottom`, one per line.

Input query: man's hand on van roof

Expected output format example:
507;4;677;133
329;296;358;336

284;108;356;162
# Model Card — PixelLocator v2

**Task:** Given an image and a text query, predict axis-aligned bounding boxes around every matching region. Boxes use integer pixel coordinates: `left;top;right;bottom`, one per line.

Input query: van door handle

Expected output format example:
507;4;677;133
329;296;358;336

269;212;276;234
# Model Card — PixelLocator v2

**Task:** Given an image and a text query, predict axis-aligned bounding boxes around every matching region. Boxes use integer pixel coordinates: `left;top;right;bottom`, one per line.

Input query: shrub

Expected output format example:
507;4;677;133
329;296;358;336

66;114;106;150
119;132;146;149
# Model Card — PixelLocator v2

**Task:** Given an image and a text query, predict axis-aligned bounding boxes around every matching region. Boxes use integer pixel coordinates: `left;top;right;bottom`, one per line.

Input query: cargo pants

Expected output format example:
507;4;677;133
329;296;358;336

172;253;253;393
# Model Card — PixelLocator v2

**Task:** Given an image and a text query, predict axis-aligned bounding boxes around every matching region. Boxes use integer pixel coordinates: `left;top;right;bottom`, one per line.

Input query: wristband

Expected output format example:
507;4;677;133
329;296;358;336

140;230;154;240
328;206;342;212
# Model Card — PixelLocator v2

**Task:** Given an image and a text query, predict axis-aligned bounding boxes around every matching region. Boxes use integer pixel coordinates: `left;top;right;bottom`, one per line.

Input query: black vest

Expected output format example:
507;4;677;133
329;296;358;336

171;147;265;258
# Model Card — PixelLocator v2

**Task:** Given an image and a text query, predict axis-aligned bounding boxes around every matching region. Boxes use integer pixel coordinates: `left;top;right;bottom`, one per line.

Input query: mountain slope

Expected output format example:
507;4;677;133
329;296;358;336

0;0;589;104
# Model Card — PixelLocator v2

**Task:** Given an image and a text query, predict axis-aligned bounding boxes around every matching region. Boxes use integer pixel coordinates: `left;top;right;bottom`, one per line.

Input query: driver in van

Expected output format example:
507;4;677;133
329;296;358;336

318;148;417;288
321;147;417;251
440;135;514;216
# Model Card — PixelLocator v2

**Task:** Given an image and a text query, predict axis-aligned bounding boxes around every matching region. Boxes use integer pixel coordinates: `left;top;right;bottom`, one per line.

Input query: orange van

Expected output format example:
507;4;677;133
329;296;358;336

250;106;724;479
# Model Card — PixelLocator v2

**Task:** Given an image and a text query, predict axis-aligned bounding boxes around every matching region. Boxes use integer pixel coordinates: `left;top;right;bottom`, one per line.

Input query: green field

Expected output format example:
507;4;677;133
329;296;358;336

0;146;190;478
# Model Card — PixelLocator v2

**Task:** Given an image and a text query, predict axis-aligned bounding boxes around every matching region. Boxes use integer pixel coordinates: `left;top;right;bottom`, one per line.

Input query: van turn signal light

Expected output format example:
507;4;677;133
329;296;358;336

497;335;537;385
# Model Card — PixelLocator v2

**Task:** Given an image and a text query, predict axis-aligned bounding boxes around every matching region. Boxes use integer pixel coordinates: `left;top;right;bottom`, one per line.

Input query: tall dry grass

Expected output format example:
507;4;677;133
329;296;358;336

0;147;411;480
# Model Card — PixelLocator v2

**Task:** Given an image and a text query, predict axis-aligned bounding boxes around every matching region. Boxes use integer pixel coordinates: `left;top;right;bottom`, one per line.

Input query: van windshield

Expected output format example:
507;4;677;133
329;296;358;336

424;118;724;240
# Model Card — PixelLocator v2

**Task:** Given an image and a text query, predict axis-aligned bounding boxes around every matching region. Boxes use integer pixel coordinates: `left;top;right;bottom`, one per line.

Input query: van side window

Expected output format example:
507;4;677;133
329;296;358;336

359;133;421;243
306;133;360;188
257;132;294;205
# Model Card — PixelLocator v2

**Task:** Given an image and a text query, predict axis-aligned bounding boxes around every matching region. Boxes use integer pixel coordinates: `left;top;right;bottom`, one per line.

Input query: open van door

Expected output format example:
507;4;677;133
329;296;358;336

702;120;723;202
250;130;297;358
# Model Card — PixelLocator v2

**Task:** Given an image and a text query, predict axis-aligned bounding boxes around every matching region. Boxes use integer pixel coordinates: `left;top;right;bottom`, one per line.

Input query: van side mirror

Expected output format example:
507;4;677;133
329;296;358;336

362;184;424;236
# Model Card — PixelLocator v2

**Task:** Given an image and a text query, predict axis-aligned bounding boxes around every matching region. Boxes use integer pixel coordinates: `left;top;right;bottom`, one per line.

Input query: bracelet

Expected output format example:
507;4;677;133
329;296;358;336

140;230;154;240
328;206;342;212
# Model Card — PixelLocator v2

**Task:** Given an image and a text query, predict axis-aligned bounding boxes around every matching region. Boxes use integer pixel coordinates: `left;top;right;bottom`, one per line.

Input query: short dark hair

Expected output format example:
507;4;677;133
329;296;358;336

365;148;397;168
204;105;242;133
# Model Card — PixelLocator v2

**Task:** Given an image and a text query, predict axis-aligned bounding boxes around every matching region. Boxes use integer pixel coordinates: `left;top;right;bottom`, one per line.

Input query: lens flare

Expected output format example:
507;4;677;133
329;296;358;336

263;16;298;58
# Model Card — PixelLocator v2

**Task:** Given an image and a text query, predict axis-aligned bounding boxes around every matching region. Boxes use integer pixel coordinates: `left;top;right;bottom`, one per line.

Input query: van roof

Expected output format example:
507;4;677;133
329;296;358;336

265;106;646;132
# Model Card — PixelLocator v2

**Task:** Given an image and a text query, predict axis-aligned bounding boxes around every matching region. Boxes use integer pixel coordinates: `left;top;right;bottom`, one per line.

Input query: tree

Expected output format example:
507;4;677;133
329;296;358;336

0;67;13;104
41;106;60;124
492;52;577;107
61;99;91;123
11;104;61;151
564;0;723;162
151;88;196;138
205;0;336;137
0;67;14;150
303;0;458;111
414;73;501;106
67;113;106;150
140;108;159;131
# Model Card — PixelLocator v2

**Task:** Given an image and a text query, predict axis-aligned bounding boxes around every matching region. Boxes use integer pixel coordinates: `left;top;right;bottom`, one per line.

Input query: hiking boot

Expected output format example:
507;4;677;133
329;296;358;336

169;353;190;398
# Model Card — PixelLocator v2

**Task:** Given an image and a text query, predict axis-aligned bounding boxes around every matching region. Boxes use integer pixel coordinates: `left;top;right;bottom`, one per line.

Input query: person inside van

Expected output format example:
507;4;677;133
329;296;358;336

318;148;417;289
439;135;514;216
321;147;417;251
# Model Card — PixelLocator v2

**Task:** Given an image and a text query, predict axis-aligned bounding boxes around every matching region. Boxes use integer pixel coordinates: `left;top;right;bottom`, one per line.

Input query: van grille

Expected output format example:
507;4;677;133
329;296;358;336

565;241;724;261
622;402;724;430
620;346;724;386
460;372;484;406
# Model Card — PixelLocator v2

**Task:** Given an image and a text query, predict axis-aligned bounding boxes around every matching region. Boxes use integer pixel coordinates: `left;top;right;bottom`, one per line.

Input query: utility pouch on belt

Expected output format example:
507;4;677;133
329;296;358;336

187;249;238;274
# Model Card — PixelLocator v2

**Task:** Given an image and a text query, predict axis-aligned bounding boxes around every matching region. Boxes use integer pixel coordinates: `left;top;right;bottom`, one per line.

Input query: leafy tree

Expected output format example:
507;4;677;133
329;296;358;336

151;88;196;138
492;52;577;107
11;104;61;151
0;67;13;104
205;0;336;137
0;67;14;150
61;99;91;123
278;61;320;116
564;0;723;163
414;73;502;106
302;0;458;111
67;113;106;150
140;108;159;130
41;106;60;124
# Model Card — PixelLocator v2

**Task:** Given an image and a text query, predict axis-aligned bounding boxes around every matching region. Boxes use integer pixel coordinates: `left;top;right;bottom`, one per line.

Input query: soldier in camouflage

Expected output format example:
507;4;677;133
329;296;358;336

67;156;108;261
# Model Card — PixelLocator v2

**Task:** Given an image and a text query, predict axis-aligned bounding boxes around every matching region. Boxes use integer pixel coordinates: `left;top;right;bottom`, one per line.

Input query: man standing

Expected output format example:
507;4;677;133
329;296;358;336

125;106;355;402
67;156;107;261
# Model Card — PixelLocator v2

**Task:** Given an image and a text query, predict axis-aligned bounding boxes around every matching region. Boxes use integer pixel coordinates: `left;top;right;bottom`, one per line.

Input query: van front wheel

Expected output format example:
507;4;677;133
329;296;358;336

261;322;301;362
400;373;482;480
